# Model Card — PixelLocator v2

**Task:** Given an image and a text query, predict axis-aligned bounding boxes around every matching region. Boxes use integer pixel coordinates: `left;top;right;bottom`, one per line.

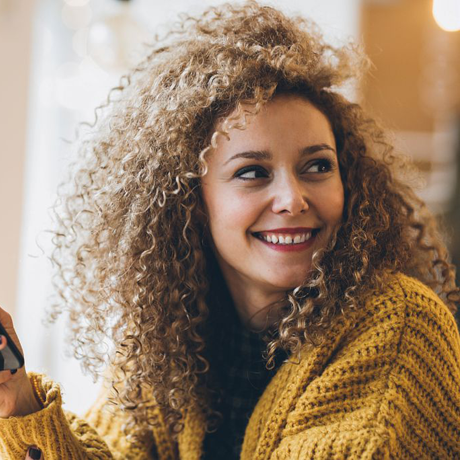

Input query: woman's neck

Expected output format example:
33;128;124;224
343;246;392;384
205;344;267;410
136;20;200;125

205;248;286;332
221;272;286;332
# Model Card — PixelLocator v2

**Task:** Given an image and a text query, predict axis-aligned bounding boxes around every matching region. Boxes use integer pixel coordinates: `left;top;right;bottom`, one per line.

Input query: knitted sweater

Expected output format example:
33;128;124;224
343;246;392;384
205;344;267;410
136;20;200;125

0;273;459;459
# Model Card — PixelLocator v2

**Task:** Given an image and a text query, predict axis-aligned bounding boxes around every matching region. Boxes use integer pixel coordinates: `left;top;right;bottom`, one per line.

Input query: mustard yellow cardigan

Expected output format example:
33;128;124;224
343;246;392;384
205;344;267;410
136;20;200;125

0;273;459;459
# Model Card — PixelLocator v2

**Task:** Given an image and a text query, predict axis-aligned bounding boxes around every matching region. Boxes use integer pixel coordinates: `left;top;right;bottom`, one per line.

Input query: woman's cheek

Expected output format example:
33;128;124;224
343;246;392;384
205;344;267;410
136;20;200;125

206;189;249;238
234;193;264;229
320;181;344;224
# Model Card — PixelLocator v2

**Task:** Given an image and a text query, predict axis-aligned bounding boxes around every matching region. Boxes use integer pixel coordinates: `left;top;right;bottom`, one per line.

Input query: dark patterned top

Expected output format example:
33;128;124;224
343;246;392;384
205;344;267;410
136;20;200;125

202;304;288;459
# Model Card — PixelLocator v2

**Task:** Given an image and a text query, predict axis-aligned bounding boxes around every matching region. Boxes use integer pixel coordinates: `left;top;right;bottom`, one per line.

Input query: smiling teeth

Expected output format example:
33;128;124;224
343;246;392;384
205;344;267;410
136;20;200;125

261;232;312;245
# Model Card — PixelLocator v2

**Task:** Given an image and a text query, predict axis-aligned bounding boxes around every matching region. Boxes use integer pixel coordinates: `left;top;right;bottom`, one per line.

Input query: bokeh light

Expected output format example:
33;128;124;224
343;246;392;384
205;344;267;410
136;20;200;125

433;0;460;32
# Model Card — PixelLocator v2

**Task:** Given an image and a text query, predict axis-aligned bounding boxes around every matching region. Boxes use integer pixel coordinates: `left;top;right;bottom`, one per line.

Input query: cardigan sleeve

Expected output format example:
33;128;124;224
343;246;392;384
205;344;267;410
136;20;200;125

269;277;460;459
0;372;159;460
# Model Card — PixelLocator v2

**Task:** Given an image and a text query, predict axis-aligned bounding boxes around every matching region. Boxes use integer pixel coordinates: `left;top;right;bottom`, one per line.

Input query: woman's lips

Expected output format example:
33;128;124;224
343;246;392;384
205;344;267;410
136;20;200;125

258;227;316;234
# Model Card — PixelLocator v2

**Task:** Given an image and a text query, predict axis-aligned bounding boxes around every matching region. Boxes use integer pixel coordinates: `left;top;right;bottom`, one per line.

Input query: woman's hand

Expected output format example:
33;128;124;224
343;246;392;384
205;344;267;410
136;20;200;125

0;305;42;418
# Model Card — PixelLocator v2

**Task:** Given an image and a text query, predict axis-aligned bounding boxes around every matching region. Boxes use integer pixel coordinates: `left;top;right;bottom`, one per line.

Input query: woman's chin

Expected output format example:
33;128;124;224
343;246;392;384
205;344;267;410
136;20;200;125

263;274;311;292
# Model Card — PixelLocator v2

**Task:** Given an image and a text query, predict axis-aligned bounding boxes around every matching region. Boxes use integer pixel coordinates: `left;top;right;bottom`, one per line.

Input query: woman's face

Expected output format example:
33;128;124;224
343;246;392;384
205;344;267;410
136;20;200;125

201;94;344;297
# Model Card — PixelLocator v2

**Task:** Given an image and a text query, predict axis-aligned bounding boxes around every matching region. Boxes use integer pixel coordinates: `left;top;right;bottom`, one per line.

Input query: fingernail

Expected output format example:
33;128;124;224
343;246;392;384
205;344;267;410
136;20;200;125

10;369;17;374
28;447;42;459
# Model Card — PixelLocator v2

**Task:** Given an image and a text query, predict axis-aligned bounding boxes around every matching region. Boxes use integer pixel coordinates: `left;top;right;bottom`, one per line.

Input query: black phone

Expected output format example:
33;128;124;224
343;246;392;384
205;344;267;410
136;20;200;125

0;322;25;372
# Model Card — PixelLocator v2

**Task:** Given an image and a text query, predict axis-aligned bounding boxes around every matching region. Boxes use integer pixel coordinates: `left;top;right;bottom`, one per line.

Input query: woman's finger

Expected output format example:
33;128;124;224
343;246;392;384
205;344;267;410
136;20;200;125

0;306;13;328
26;446;43;459
0;335;6;350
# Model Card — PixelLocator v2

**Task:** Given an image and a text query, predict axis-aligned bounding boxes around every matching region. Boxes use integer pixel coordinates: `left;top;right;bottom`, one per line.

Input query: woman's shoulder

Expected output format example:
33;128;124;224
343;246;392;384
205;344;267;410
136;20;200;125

364;271;440;302
361;271;456;327
381;271;447;302
329;271;459;363
273;273;460;460
345;272;460;362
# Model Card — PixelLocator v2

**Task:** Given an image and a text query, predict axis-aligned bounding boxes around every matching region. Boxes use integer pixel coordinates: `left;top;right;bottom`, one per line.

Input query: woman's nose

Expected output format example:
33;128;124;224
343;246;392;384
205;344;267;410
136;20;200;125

271;176;309;215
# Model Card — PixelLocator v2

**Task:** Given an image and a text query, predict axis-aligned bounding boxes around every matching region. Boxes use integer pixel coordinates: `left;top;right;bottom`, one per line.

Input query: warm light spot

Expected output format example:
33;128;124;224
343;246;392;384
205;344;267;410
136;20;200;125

433;0;460;32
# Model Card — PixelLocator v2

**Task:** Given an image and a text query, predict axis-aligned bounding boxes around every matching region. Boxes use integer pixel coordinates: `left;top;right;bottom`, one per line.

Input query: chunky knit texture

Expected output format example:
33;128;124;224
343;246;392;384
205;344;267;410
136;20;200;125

0;273;459;459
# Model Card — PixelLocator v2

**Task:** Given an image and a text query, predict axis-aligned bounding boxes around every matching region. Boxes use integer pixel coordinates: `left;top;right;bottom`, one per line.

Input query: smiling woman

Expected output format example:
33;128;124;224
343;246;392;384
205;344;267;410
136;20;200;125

202;95;344;330
0;1;459;460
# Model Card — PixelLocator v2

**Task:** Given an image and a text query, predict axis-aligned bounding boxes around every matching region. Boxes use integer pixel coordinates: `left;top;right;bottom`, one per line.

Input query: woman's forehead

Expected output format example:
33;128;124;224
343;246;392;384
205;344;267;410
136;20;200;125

211;95;335;151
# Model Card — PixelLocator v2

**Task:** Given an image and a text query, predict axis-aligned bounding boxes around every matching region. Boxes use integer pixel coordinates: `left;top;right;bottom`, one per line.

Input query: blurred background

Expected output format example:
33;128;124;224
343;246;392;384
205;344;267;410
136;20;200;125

0;0;459;415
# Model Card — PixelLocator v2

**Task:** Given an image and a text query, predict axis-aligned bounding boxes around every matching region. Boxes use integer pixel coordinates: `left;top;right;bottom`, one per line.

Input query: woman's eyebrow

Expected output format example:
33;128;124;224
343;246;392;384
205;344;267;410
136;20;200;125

223;143;336;165
301;143;336;156
224;150;271;165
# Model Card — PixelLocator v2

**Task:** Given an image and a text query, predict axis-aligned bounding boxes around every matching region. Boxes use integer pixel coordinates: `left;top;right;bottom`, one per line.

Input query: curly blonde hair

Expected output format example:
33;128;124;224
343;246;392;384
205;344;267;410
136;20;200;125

47;0;459;443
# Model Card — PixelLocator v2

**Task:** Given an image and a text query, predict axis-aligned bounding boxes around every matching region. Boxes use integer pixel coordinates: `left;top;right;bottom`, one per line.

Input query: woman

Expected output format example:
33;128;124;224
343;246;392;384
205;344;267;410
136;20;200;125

0;2;459;459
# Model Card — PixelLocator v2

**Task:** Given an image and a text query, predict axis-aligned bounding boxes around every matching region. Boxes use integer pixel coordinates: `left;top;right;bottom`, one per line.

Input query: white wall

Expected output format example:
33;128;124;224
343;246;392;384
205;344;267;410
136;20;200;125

14;0;362;416
0;0;36;314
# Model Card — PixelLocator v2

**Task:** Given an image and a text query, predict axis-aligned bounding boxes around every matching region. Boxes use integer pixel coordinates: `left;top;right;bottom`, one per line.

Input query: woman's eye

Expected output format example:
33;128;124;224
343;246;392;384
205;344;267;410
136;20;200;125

234;166;268;180
305;159;333;174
